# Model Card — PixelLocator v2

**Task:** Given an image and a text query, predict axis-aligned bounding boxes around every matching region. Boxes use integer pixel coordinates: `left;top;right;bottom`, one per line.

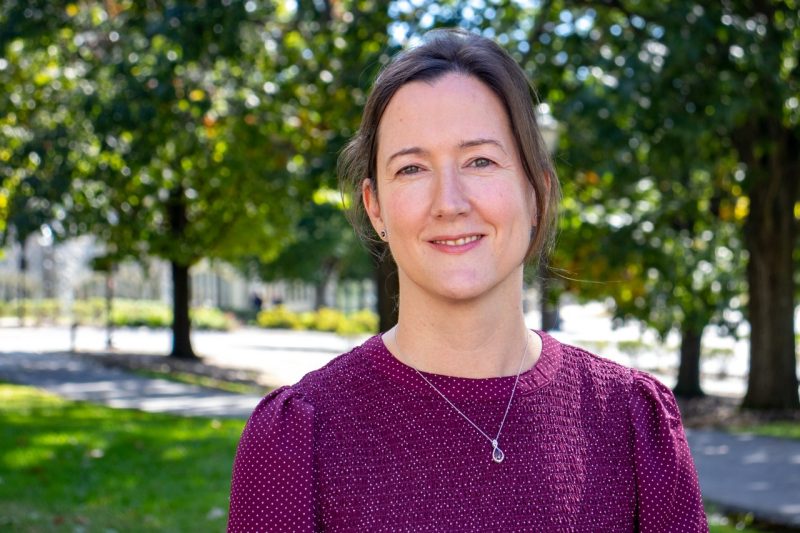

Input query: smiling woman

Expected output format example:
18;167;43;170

363;73;536;311
228;29;707;532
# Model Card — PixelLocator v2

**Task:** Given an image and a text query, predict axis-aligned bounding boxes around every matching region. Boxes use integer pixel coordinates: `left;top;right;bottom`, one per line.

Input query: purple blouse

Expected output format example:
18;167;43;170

228;332;707;532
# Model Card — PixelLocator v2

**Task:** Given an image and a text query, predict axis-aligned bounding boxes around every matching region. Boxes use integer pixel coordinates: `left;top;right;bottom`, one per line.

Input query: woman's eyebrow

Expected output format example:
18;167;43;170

459;138;506;154
386;138;505;167
387;146;428;165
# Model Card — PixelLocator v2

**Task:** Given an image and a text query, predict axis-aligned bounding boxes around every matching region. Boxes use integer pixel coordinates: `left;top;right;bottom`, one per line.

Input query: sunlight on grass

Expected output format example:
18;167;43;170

0;383;245;531
732;422;800;441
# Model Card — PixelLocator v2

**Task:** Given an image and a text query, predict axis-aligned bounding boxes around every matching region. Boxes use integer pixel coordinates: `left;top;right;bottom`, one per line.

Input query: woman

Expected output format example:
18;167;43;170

228;29;707;532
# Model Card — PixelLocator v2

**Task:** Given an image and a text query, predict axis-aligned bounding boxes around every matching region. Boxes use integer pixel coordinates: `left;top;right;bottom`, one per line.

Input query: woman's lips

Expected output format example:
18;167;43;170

428;234;484;252
430;235;482;246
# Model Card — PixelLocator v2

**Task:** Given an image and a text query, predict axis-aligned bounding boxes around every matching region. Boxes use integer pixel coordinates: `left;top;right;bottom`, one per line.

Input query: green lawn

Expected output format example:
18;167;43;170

733;421;800;440
0;383;784;532
0;383;246;531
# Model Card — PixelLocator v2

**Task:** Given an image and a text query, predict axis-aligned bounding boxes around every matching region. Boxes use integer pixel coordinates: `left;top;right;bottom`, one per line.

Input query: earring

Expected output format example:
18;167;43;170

380;230;387;239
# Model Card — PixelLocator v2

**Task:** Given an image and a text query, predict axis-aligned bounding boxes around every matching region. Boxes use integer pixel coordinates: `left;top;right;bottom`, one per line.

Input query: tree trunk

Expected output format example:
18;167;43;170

539;262;560;331
105;270;114;350
734;119;799;410
17;243;27;326
167;185;197;360
215;265;224;309
314;279;328;310
375;253;399;332
741;161;798;408
170;260;196;359
673;324;705;399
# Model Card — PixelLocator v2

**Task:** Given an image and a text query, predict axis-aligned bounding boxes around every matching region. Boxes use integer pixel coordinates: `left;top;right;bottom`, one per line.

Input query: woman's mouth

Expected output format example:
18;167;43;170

430;235;483;246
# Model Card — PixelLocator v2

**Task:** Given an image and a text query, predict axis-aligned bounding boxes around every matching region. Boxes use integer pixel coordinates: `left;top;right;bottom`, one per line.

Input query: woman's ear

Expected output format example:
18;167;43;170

362;178;384;236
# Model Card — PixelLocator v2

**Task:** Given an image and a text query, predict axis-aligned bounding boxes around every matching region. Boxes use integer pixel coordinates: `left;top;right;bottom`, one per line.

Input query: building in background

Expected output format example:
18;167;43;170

0;233;376;317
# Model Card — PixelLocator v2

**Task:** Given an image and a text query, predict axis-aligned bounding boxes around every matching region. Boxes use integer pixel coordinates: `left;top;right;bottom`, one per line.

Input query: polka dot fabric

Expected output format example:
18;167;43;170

227;331;707;532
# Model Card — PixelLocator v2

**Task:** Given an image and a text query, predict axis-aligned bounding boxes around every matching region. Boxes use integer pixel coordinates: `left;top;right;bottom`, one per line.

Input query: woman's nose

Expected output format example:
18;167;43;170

430;166;471;218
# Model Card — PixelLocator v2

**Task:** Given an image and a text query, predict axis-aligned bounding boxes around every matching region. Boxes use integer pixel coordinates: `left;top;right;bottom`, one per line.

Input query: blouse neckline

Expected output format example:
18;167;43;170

365;329;562;403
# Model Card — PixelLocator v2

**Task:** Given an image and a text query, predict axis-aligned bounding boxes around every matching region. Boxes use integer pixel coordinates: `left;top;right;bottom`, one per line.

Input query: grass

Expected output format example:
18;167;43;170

732;421;800;440
706;503;800;532
0;383;246;531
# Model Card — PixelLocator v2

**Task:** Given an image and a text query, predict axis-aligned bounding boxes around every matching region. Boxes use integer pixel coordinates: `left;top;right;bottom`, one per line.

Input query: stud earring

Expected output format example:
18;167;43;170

380;230;387;239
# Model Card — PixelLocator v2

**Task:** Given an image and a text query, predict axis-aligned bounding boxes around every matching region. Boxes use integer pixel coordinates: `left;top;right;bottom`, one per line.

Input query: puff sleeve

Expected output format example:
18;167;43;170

227;386;317;532
630;370;708;532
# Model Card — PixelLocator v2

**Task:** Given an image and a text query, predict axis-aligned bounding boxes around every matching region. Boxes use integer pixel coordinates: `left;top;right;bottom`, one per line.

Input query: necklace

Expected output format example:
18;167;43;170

394;330;530;464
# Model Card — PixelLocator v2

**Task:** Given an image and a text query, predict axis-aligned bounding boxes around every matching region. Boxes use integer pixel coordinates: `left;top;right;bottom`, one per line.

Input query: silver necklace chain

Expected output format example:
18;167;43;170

396;330;530;464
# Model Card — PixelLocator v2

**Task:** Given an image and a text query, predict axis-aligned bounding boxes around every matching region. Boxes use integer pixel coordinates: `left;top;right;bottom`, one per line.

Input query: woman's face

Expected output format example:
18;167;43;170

363;73;536;304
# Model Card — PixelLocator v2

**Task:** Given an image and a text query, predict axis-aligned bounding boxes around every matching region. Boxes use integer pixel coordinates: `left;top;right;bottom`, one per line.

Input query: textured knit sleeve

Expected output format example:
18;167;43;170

227;386;317;532
630;370;708;533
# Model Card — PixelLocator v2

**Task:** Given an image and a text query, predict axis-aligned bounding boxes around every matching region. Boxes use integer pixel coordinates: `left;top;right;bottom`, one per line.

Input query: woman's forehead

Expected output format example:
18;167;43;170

375;73;514;161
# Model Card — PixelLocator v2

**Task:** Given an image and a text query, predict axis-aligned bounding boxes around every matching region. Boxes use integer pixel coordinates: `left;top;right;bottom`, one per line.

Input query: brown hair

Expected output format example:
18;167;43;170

338;28;559;264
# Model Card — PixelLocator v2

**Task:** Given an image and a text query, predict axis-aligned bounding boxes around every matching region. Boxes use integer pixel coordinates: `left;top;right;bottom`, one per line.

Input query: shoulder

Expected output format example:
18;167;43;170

556;340;636;394
553;339;680;423
291;335;380;403
244;335;380;426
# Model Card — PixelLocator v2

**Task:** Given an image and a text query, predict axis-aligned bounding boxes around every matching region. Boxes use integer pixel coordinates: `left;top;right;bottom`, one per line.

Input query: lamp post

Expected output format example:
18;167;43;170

535;104;561;331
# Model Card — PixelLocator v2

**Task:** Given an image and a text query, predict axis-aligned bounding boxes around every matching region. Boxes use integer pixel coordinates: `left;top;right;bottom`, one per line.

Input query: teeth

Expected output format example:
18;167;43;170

433;235;481;246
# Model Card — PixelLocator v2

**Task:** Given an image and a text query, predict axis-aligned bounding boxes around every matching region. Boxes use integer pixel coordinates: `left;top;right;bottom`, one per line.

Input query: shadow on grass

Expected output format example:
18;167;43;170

0;383;246;531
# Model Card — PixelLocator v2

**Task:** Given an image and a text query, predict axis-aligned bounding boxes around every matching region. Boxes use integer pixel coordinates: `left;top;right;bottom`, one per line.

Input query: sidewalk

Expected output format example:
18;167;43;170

0;350;262;418
1;325;799;528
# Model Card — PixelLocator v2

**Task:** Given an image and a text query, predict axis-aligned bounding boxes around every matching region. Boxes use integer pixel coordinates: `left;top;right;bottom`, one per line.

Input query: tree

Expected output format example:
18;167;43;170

0;2;85;321
540;6;748;399
533;0;798;407
560;0;799;408
393;1;796;404
3;2;320;358
252;188;373;309
250;0;396;326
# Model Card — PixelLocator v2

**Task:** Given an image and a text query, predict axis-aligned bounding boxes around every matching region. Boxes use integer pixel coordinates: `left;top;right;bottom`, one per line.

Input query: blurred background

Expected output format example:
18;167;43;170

0;0;798;531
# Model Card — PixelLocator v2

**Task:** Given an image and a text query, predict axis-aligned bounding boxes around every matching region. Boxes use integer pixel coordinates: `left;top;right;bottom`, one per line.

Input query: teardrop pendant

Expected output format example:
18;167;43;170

491;440;504;463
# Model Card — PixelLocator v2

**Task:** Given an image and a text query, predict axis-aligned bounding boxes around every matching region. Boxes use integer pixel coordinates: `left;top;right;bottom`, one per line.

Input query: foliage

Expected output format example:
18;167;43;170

0;0;396;356
256;305;378;335
0;382;245;531
255;304;306;330
252;190;373;302
0;3;79;249
398;0;797;403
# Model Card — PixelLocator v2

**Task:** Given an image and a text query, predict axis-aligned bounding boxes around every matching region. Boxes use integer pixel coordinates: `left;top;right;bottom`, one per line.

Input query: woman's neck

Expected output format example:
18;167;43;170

385;275;541;379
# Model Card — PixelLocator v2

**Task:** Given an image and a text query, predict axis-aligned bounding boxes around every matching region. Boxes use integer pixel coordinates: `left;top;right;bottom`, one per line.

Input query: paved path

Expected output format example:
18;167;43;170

1;326;799;528
0;350;262;418
686;430;800;527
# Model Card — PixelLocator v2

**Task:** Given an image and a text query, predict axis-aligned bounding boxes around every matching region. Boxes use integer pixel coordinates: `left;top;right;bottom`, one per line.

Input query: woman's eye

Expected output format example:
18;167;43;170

398;165;421;175
471;157;493;168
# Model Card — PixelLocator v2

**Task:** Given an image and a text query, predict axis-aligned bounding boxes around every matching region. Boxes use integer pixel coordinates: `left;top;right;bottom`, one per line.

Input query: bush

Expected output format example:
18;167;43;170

0;299;61;323
337;309;379;336
191;307;236;331
256;306;378;335
110;300;172;328
313;307;346;332
0;298;235;331
256;305;305;330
